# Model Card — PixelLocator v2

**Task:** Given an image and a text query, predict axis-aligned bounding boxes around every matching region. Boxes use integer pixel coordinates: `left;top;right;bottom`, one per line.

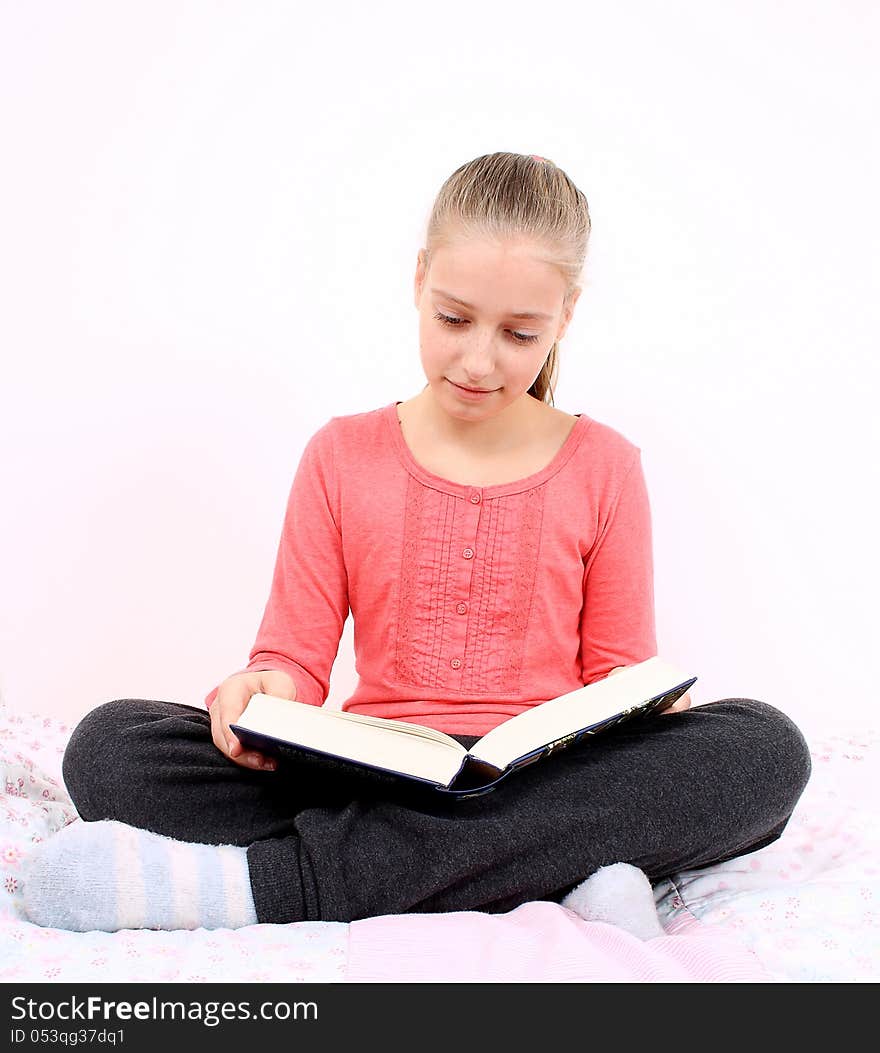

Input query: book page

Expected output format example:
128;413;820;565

471;657;695;771
322;708;464;748
235;694;467;785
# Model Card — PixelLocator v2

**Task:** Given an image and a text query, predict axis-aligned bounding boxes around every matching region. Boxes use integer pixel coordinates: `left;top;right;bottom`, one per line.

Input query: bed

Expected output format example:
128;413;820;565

1;703;876;983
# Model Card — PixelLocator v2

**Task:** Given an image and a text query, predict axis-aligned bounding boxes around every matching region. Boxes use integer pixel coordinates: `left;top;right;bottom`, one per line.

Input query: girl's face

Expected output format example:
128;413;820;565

414;236;579;420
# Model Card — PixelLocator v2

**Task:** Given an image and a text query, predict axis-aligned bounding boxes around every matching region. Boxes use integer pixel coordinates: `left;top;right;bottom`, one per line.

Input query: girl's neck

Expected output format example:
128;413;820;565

402;388;546;456
394;394;580;489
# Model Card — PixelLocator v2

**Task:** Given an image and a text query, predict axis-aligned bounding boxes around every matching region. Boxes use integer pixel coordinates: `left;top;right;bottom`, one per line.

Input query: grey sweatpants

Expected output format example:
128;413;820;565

60;696;811;924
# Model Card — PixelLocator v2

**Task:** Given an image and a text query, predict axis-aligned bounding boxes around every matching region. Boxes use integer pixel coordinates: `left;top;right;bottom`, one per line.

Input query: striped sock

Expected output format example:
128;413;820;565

23;819;258;931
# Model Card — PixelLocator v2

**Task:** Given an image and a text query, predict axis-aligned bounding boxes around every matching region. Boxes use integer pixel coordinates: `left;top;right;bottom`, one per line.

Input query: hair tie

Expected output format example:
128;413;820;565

530;154;553;164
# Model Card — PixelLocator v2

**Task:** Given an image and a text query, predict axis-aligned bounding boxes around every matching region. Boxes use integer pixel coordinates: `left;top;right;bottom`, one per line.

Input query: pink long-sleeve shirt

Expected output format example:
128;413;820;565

204;401;657;736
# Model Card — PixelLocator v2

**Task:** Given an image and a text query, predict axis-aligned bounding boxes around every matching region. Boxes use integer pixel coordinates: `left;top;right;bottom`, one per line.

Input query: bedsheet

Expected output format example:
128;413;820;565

1;704;877;982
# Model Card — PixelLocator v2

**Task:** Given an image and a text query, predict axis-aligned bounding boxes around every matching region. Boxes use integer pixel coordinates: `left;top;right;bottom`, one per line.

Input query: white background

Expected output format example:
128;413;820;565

1;0;877;737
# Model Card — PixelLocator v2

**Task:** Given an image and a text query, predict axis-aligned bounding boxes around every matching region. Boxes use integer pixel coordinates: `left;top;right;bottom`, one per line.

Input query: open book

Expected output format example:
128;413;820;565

230;656;696;800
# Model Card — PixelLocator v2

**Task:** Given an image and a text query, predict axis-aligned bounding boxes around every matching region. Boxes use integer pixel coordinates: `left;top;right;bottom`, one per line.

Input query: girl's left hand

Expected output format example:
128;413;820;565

661;690;692;715
606;667;692;715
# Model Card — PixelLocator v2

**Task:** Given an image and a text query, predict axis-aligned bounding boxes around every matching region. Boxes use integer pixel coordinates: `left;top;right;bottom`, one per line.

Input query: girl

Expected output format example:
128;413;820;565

24;152;811;934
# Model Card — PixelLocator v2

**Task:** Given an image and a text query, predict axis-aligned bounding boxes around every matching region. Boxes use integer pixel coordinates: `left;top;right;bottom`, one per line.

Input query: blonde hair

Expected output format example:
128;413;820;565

421;152;591;406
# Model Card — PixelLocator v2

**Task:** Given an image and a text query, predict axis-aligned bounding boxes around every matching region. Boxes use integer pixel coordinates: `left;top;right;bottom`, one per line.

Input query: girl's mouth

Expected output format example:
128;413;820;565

448;380;498;400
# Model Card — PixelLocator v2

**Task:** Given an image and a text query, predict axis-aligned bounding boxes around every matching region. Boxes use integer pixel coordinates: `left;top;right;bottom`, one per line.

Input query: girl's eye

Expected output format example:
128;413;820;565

433;310;540;345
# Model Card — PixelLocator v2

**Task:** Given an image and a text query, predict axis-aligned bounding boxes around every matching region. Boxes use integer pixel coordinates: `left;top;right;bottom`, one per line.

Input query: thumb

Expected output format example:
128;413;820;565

257;670;298;702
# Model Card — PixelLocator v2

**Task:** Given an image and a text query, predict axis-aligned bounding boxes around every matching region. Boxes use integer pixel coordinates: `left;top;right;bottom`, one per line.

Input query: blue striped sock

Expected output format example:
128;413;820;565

23;819;258;931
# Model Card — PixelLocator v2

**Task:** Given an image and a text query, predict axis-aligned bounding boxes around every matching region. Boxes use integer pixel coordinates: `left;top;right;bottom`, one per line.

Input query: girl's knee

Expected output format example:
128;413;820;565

64;698;143;761
61;699;152;817
708;697;813;802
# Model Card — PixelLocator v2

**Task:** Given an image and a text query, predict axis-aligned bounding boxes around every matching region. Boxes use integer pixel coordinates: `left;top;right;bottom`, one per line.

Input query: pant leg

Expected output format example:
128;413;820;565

60;697;393;845
248;697;812;923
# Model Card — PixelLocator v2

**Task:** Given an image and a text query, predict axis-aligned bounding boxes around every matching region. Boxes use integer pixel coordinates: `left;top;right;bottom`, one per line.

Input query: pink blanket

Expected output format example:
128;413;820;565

347;901;775;982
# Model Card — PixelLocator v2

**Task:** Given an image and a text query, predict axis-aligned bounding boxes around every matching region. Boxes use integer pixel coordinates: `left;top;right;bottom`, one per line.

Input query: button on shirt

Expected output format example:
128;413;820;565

205;401;657;737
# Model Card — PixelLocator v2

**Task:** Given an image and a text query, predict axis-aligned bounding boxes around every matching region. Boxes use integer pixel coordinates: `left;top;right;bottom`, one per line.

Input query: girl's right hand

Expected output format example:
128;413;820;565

209;669;297;771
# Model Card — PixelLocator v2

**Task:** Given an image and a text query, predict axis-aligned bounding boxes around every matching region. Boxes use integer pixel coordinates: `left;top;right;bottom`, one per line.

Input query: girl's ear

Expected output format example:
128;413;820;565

556;287;582;342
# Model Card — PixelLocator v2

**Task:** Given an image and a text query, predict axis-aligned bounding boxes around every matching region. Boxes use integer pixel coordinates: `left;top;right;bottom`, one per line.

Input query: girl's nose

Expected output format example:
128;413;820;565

461;342;495;379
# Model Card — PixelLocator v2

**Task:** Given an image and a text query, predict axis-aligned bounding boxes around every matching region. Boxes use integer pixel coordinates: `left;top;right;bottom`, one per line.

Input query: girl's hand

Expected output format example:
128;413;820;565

660;691;692;714
209;669;297;770
606;666;692;715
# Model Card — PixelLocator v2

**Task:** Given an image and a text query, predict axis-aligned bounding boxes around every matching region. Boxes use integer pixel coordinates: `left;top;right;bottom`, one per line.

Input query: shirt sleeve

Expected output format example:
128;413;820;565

579;448;658;685
204;423;350;710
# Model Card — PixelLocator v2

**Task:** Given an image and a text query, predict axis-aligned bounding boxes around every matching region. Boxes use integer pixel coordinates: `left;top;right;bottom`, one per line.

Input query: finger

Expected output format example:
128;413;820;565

217;704;244;755
217;712;274;768
210;705;243;758
662;696;691;715
234;750;277;771
209;709;229;755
